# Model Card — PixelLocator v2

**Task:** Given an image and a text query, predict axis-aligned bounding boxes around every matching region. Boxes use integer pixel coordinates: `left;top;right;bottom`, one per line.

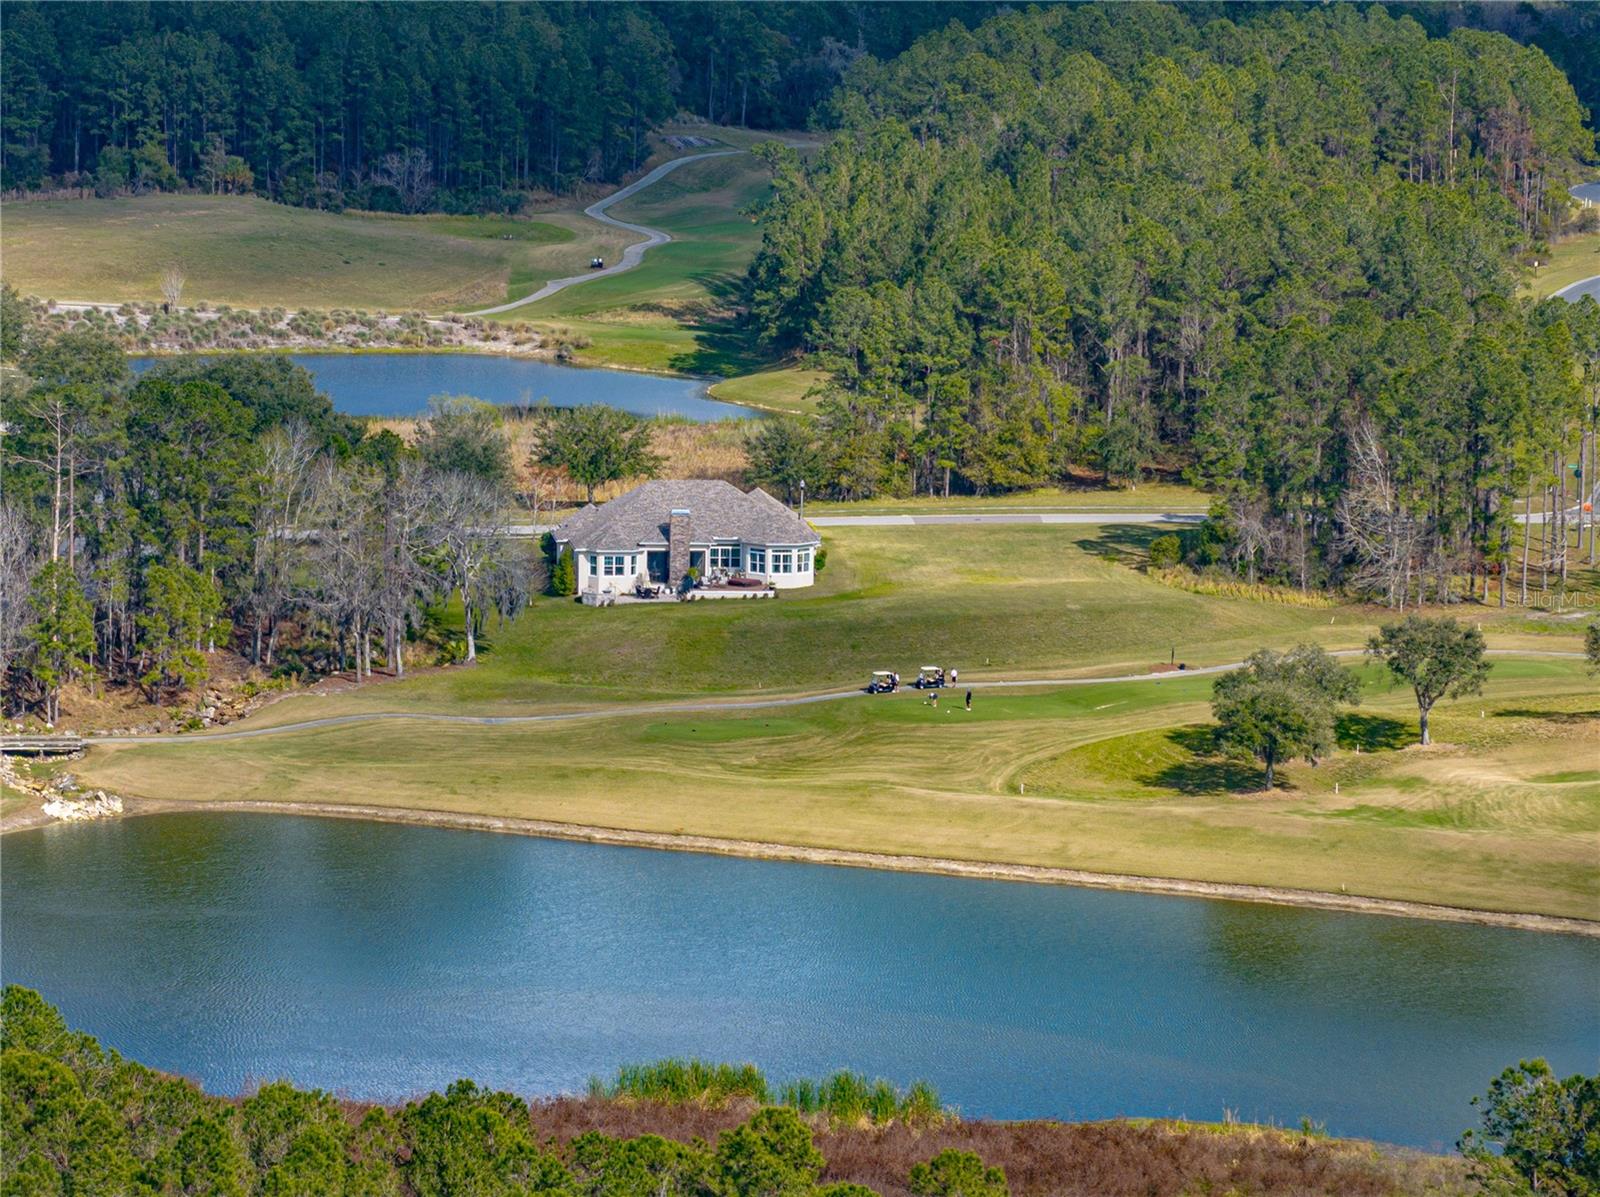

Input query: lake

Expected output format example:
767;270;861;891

129;352;757;421
3;812;1595;1150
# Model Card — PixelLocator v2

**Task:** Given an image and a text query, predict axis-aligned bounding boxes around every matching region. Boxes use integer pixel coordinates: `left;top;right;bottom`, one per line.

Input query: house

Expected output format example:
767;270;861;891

552;480;821;599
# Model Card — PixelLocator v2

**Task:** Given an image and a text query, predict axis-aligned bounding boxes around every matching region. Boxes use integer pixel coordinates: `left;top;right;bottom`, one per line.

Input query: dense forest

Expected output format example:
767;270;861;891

4;2;1596;212
744;3;1600;601
0;1;1000;207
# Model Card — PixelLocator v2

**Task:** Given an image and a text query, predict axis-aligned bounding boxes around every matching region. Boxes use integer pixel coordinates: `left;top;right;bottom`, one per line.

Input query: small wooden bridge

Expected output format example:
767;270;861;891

0;734;85;756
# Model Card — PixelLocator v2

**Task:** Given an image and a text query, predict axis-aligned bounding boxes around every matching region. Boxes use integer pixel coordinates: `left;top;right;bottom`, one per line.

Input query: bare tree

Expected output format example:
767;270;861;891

244;422;319;665
376;148;435;214
1335;419;1422;608
1220;498;1282;586
425;470;510;662
374;460;441;677
160;264;186;309
305;460;385;680
0;502;38;682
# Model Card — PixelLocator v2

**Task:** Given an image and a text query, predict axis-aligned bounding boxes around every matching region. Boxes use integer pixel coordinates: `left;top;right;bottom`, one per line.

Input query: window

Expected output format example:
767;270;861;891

771;550;794;574
797;550;811;572
602;555;631;576
710;545;741;569
747;548;766;572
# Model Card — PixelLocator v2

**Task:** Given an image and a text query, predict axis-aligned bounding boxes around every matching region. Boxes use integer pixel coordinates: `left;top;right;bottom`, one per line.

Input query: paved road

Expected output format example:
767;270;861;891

1554;274;1600;303
83;650;1581;747
1553;183;1599;304
464;149;741;317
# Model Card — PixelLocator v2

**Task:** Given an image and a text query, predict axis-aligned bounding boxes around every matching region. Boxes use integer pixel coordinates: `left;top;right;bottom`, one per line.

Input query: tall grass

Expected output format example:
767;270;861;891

779;1072;945;1127
1147;567;1337;608
602;1059;770;1105
372;411;751;506
593;1058;946;1127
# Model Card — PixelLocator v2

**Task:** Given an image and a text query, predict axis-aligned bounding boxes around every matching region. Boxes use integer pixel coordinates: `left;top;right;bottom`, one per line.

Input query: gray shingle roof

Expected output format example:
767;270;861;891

555;480;819;551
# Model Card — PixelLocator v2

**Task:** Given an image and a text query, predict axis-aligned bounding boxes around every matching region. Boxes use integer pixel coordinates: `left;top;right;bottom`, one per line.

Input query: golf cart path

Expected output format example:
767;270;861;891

464;149;741;317
1554;274;1600;303
1552;184;1599;303
85;649;1584;747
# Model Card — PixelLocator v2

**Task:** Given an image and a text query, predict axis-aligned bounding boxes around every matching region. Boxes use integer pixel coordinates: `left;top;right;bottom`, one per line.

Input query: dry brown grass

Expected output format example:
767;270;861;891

515;1098;1469;1197
322;1093;1475;1197
367;412;749;506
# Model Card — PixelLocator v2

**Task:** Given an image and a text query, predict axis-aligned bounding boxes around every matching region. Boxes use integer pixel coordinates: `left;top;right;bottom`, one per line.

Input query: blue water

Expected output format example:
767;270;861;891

2;813;1595;1150
129;353;755;421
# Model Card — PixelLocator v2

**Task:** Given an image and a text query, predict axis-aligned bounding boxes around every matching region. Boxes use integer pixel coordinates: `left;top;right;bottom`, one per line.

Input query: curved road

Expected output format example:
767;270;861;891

1555;182;1600;303
85;649;1582;747
1554;274;1600;303
464;149;741;317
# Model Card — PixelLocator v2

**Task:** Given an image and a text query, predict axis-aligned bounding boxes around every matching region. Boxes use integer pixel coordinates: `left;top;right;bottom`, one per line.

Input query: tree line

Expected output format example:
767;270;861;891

0;1;1001;210
743;3;1599;603
0;323;540;721
5;985;1596;1196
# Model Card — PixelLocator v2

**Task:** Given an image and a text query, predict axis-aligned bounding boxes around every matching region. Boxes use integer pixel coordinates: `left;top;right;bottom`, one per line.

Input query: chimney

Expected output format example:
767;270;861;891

668;508;691;586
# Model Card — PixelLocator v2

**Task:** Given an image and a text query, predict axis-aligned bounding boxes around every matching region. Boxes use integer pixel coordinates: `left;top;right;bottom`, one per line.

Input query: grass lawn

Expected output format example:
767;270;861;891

707;366;830;415
236;522;1393;726
0;128;785;316
206;521;1584;736
0;194;619;311
1522;231;1600;299
77;656;1600;920
506;148;777;378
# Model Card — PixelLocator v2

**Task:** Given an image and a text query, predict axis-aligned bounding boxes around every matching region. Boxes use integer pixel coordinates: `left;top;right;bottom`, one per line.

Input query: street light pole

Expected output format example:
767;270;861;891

799;478;806;522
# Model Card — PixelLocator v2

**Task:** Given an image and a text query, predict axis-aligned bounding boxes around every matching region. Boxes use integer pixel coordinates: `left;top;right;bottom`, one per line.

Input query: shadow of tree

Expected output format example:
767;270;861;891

1336;713;1414;752
665;272;772;380
1139;726;1276;795
1074;523;1165;567
1494;708;1600;725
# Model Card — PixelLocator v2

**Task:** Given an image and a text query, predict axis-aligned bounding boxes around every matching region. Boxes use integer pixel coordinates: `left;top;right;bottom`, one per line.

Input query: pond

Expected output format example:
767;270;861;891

3;812;1595;1150
129;352;756;421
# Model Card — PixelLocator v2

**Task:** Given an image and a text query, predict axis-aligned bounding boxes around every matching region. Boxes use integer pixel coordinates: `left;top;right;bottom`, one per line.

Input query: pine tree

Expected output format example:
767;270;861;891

550;548;576;597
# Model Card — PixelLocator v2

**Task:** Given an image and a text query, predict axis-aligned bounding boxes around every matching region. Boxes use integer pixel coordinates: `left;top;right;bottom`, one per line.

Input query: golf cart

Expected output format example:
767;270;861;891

912;665;945;689
866;670;898;694
589;257;605;269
